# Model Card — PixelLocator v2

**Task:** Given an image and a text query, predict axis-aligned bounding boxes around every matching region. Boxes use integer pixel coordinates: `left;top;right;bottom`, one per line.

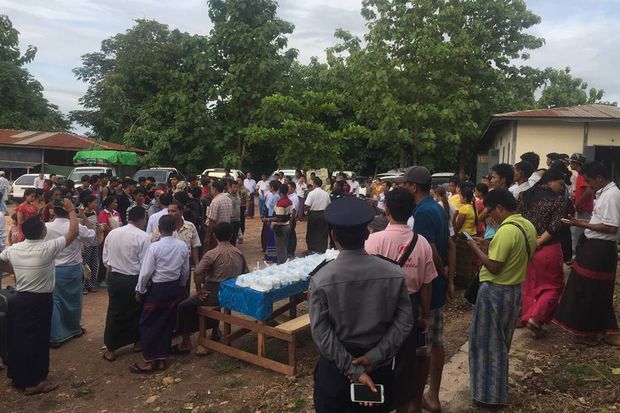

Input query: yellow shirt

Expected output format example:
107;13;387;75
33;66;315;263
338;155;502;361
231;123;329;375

458;204;477;235
448;194;462;210
479;214;537;285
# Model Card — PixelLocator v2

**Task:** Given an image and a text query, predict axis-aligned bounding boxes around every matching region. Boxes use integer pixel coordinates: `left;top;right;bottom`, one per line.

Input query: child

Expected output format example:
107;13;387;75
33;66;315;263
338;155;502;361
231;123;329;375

8;213;18;246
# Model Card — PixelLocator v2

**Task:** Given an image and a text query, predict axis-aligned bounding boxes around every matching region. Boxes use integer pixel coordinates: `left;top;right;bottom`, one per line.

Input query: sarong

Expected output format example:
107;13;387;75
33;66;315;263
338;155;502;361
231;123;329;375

178;282;220;333
287;221;297;257
50;264;83;344
247;196;255;217
264;225;277;263
521;242;564;325
306;210;328;253
553;237;619;336
140;280;181;362
297;196;305;219
104;272;142;352
82;245;100;291
392;293;420;408
7;292;53;389
469;282;521;406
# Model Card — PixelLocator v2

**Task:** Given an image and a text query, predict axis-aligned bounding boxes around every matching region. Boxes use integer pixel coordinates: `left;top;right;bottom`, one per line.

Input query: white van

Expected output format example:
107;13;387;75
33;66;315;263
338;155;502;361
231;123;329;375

11;173;66;202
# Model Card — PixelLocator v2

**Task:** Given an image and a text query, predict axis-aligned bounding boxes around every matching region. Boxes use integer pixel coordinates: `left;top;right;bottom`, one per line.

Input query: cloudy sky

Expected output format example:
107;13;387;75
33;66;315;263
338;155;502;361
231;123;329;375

3;0;619;131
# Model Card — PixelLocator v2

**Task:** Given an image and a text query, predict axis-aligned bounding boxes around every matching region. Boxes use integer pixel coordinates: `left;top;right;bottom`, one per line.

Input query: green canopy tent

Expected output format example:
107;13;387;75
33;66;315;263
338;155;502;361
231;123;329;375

73;150;138;166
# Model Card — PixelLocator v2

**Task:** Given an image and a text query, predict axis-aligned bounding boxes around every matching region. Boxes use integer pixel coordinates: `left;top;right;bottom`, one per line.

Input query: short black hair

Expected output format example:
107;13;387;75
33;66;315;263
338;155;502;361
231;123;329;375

269;180;280;191
520;152;540;169
475;183;489;195
83;194;97;206
514;160;534;180
50;173;56;178
460;186;474;203
214;222;233;242
158;214;176;233
80;175;90;183
448;176;460;185
191;187;202;199
137;176;146;183
483;188;517;212
134;188;146;196
188;175;198;182
332;225;368;250
288;181;296;190
99;172;109;179
89;175;100;185
312;177;323;188
168;201;183;211
24;188;36;197
121;178;136;188
581;161;611;181
22;215;45;240
279;183;288;195
159;193;173;207
546;152;560;161
385;188;414;223
415;182;431;193
173;191;190;207
128;206;146;222
147;176;156;182
64;179;75;189
211;180;225;193
491;163;515;187
102;196;116;209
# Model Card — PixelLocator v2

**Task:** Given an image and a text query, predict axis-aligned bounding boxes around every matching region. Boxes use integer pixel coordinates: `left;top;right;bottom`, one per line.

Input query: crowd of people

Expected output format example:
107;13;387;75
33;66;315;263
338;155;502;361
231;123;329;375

0;154;617;413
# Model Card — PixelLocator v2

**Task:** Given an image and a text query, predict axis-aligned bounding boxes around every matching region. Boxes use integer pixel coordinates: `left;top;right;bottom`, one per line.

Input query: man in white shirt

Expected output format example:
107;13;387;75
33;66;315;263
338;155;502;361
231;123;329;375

304;177;331;253
287;181;300;257
0;199;78;395
131;215;189;373
243;172;257;218
556;162;620;346
509;161;533;199
0;171;9;212
33;172;45;190
146;193;172;236
46;200;96;348
257;174;269;217
348;173;361;197
102;207;150;362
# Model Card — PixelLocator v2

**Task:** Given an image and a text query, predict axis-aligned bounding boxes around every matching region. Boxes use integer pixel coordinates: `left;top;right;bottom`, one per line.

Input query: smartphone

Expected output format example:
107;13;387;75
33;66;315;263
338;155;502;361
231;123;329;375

462;232;473;241
350;383;384;404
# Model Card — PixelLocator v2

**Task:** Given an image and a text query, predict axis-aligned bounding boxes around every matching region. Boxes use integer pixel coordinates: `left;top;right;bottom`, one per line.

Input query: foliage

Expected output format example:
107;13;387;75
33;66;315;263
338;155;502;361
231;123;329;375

208;0;297;168
0;15;69;131
538;67;617;108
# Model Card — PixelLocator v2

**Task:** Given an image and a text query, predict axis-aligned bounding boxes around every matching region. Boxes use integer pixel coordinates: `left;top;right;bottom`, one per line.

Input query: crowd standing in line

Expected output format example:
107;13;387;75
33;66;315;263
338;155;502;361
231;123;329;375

0;155;616;413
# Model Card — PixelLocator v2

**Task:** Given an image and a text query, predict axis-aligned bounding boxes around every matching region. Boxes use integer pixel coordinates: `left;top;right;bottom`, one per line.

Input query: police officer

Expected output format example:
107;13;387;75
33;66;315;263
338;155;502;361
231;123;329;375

309;197;413;413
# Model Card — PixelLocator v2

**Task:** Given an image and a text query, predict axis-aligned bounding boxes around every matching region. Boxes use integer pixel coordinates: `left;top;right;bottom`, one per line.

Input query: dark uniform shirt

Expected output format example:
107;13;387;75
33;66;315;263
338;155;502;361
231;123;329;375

309;249;413;379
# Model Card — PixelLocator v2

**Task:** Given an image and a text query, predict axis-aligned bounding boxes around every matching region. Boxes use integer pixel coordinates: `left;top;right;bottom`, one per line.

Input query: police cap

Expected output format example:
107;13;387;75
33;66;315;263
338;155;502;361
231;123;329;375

325;197;375;229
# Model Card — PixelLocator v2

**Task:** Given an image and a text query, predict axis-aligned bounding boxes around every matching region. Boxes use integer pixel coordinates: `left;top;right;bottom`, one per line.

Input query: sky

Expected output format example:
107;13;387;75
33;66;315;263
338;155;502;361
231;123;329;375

2;0;620;132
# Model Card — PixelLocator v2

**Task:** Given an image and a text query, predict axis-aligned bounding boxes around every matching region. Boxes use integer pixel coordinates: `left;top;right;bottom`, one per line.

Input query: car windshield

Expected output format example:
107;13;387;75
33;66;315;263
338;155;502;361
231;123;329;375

134;170;168;183
68;169;108;182
14;175;36;185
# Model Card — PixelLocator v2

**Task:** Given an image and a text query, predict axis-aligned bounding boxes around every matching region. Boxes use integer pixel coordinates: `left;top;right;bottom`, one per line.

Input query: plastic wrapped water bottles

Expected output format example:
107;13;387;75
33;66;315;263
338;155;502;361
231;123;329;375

236;249;340;292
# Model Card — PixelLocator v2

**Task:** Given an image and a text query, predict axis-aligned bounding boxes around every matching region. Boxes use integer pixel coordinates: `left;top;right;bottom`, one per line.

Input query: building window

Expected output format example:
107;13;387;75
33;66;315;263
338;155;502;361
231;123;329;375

502;147;505;162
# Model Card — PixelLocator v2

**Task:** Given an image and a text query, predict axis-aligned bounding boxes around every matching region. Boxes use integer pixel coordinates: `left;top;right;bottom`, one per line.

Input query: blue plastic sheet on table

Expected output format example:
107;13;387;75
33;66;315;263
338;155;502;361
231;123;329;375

218;278;310;321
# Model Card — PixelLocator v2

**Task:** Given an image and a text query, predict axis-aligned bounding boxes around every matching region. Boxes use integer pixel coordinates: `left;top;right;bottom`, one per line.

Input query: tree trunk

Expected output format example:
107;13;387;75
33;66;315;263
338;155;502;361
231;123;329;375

399;147;405;169
411;147;417;166
239;140;246;169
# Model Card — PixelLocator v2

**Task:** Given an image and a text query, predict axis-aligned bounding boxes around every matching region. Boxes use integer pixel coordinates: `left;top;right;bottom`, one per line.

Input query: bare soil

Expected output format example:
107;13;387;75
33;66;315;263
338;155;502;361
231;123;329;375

1;204;619;412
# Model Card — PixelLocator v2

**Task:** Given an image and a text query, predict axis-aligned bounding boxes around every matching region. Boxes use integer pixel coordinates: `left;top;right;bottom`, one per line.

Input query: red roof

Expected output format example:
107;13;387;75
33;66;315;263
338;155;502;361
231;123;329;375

495;104;620;119
0;130;146;153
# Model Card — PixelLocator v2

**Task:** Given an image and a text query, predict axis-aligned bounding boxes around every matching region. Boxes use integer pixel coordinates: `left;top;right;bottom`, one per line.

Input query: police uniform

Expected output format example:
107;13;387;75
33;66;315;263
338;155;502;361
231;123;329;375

309;197;413;413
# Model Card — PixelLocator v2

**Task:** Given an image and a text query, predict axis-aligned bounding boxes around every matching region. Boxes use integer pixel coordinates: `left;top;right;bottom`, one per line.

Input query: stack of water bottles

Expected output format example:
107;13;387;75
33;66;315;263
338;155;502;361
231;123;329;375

235;249;340;292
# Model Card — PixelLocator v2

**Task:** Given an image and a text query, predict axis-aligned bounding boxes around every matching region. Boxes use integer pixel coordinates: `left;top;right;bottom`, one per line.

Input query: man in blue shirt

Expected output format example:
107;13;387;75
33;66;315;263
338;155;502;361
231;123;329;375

396;166;455;413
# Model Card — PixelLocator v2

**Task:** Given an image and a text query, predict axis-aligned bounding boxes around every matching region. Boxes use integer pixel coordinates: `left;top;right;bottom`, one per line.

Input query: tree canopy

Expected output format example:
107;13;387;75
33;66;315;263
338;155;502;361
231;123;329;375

0;15;69;131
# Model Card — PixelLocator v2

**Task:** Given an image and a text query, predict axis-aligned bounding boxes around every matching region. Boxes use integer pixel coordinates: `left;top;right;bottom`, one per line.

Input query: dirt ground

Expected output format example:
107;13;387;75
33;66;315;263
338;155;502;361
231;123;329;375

0;201;619;412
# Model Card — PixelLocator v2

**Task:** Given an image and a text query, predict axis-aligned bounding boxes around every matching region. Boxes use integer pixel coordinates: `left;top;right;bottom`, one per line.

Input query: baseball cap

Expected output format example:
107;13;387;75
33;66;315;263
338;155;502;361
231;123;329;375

393;166;431;185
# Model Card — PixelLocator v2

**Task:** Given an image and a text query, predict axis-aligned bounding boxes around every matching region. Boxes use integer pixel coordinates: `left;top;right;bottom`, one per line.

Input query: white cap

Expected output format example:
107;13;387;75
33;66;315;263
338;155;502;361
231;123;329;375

0;171;4;176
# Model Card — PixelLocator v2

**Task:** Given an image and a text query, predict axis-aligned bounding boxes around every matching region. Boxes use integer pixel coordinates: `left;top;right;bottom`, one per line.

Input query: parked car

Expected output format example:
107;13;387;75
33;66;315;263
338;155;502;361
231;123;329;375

11;173;66;202
431;172;456;187
67;166;117;183
134;168;185;184
202;168;244;180
270;169;303;181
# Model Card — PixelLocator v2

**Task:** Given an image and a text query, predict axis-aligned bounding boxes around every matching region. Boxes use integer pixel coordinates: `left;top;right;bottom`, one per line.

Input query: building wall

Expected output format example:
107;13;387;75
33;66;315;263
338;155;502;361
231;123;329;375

490;122;515;164
586;123;620;146
513;121;584;163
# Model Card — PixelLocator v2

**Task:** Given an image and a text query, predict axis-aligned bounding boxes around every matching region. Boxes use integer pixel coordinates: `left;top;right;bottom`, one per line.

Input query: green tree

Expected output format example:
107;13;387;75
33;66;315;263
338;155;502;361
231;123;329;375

0;14;68;130
71;20;219;173
208;0;297;168
538;67;615;108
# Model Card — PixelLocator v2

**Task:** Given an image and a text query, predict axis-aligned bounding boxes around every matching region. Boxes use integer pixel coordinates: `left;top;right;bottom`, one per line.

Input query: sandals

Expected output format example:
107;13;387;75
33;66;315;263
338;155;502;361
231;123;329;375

170;345;191;355
24;381;59;396
102;351;116;362
129;361;166;374
526;319;545;339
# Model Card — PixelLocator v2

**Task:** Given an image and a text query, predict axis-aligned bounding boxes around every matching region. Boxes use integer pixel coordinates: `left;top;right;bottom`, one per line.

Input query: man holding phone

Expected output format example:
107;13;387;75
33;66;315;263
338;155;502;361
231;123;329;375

309;197;413;412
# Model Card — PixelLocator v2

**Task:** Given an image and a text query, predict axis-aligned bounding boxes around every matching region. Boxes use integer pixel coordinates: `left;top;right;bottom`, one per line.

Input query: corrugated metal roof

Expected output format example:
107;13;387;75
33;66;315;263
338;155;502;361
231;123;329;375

0;130;146;153
495;104;620;119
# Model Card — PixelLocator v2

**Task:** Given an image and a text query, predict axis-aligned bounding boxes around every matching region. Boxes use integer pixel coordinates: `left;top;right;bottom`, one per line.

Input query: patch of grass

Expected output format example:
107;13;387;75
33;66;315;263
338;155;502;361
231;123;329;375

226;375;246;388
565;363;597;377
291;396;305;411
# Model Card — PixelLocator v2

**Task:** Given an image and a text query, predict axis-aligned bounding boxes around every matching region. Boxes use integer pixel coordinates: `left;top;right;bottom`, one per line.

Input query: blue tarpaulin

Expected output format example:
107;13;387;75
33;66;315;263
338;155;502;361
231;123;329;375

218;278;310;321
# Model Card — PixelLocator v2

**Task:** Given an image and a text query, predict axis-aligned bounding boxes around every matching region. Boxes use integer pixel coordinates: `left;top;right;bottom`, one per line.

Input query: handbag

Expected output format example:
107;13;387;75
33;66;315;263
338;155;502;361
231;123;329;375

464;221;532;305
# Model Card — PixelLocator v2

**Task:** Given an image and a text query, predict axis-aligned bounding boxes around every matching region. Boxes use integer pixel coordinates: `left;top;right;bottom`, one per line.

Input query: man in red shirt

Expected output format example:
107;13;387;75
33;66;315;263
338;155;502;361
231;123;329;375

569;153;594;252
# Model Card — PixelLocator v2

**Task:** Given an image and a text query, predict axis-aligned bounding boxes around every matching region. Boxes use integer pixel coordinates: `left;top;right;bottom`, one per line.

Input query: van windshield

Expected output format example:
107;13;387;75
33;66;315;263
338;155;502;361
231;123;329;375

68;169;110;182
134;170;168;184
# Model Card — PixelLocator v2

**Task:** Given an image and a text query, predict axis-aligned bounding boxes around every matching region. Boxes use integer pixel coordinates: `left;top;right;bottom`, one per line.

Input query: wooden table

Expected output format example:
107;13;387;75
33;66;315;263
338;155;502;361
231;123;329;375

197;293;311;376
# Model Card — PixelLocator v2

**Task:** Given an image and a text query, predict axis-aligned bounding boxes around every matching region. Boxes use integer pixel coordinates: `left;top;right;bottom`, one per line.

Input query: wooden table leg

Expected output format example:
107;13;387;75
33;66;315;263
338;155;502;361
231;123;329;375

289;294;298;319
257;321;266;357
